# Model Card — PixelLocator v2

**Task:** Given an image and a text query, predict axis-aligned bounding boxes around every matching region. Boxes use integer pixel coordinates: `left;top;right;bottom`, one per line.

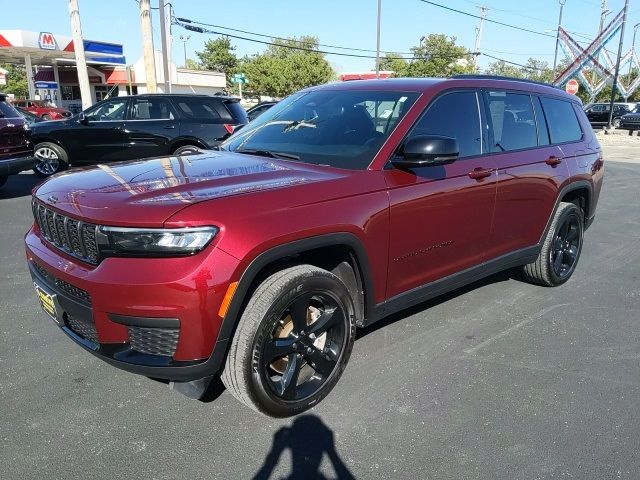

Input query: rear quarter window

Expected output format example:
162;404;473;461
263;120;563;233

541;97;583;144
0;101;20;118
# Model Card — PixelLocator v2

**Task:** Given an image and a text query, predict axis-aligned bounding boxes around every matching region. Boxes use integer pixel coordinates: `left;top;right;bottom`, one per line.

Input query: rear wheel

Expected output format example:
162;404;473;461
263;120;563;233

222;265;356;417
523;202;584;286
173;144;203;156
34;142;68;177
613;117;622;128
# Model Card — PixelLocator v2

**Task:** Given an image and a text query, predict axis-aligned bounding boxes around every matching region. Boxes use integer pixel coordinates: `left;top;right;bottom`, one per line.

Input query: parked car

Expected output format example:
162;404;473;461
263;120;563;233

246;101;277;121
30;93;249;176
15;107;43;126
26;77;604;417
584;102;635;128
12;99;72;121
619;105;640;132
0;94;34;188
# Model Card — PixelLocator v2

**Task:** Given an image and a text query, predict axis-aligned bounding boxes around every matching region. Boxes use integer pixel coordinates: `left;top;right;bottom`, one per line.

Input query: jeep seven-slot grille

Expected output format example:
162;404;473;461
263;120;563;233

32;201;100;264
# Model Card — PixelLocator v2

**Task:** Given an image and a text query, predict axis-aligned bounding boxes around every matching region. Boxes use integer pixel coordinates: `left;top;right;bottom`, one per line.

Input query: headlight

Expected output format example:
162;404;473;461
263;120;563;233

99;226;218;255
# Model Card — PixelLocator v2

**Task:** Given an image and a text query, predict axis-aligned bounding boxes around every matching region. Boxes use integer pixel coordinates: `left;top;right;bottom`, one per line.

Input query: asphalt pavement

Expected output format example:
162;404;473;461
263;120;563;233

1;149;639;479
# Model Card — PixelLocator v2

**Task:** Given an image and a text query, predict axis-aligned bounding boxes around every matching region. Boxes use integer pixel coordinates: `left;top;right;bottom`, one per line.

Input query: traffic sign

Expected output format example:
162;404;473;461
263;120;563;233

231;73;247;84
566;79;579;95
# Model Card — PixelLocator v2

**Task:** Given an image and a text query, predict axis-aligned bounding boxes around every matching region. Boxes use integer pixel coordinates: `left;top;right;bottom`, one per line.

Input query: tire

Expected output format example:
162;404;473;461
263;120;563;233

613;117;622;128
523;202;584;286
33;142;68;177
173;144;203;156
222;265;356;417
0;176;7;188
41;114;51;121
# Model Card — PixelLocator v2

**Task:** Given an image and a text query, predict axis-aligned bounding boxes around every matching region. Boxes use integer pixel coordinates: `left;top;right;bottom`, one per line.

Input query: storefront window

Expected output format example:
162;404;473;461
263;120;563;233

61;85;81;101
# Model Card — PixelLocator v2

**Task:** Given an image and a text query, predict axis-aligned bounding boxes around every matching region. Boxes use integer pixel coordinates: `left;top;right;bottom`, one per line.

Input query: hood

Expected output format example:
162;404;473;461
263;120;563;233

33;152;344;227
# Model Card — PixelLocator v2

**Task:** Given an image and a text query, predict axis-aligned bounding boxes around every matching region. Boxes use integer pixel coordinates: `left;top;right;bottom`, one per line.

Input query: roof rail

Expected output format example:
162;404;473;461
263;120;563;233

451;74;561;89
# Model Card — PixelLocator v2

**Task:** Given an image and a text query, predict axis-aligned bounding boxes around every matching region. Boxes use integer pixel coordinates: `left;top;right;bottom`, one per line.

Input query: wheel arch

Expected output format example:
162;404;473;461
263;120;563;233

169;137;209;154
539;180;593;245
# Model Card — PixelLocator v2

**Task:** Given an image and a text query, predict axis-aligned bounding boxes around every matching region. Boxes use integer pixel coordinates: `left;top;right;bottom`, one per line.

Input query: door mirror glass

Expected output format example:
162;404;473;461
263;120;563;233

392;135;459;168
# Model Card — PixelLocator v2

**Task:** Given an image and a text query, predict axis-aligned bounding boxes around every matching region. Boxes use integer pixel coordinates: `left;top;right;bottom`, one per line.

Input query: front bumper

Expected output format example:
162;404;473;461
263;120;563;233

621;122;640;130
25;227;241;382
0;152;35;176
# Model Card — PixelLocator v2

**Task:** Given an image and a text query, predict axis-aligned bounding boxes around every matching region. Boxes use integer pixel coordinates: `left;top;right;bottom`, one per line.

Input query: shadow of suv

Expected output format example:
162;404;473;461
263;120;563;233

30;93;248;176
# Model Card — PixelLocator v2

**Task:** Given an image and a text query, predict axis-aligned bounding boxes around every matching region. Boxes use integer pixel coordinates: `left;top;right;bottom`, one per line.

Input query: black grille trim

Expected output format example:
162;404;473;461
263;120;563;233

32;261;92;304
128;326;180;357
32;201;100;265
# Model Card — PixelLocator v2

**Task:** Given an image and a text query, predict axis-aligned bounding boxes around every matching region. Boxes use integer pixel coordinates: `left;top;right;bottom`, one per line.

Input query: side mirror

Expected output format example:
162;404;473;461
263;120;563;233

78;112;89;125
392;135;459;169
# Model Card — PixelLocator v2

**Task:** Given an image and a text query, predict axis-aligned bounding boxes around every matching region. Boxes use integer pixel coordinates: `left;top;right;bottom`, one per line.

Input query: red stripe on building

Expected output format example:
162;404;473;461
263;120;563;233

0;34;12;47
63;40;74;52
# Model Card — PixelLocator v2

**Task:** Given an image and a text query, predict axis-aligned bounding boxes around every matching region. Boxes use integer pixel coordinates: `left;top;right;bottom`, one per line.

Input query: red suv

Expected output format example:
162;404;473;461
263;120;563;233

25;77;604;417
0;94;34;188
12;99;71;120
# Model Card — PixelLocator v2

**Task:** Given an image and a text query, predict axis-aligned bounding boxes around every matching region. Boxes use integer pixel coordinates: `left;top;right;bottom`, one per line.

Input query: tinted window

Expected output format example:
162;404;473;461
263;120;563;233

85;98;128;122
541;97;582;144
222;90;419;170
174;97;231;121
487;91;537;152
408;91;481;158
0;101;20;118
224;100;249;123
533;96;550;146
130;97;173;120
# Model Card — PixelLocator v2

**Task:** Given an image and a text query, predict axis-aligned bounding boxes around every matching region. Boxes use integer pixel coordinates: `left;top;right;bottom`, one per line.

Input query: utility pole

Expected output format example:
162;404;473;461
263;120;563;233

158;0;171;93
180;35;190;68
473;6;487;67
375;0;382;78
552;0;566;80
139;0;157;93
68;0;92;109
607;0;630;130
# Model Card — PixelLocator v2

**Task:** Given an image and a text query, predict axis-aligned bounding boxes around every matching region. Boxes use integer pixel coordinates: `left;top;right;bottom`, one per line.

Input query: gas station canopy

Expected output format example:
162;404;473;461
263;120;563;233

0;30;125;66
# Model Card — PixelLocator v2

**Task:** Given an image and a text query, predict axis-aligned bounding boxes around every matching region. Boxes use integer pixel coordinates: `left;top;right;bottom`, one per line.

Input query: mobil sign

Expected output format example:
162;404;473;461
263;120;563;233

39;32;56;50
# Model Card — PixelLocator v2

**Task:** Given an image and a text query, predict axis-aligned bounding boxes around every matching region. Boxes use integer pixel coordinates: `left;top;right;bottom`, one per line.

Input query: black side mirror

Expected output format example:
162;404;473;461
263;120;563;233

78;112;89;125
392;135;459;169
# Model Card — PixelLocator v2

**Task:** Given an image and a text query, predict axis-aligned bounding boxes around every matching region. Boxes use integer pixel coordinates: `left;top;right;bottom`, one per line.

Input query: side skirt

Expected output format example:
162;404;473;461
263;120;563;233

364;246;540;327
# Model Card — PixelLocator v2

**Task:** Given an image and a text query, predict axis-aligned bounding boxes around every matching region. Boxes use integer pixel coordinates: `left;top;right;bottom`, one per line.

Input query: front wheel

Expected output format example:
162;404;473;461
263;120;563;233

613;117;622;128
222;265;356;417
523;202;584;286
33;142;68;177
41;114;51;121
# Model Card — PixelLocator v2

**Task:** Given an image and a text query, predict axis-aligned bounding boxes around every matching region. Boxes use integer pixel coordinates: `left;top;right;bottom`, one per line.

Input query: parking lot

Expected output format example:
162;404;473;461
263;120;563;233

1;146;639;479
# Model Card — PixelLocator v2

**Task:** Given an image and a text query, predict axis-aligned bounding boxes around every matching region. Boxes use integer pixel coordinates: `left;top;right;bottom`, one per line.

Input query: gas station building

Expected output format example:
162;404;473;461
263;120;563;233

0;30;226;113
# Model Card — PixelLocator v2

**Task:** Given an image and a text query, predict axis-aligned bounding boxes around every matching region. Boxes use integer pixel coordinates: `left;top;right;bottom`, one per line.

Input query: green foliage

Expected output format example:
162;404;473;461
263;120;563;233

0;63;28;98
379;35;475;78
184;58;203;70
485;60;524;78
195;37;239;87
241;36;335;98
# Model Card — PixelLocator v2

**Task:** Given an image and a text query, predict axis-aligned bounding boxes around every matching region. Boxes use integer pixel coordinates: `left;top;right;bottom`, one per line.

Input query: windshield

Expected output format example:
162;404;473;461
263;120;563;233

220;89;419;170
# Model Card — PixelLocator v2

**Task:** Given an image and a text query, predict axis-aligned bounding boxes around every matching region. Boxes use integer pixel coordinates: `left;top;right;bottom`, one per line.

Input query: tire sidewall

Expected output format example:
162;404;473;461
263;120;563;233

173;145;202;156
247;272;356;417
547;204;584;285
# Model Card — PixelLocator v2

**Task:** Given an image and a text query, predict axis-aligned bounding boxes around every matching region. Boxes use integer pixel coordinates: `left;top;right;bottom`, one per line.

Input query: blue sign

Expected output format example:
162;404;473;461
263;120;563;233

34;81;58;89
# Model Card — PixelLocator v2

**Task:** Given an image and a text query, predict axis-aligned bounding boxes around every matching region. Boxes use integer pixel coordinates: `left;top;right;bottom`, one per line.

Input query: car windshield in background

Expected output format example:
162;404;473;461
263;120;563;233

220;89;419;170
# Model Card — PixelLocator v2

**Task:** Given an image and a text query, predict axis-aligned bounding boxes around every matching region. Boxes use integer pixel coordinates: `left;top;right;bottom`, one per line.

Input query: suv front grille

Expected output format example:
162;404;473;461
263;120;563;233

32;261;91;304
128;326;179;357
32;201;100;265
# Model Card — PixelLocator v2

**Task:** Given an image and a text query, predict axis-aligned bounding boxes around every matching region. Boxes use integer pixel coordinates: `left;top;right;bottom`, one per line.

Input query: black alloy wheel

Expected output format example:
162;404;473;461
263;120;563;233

550;214;581;279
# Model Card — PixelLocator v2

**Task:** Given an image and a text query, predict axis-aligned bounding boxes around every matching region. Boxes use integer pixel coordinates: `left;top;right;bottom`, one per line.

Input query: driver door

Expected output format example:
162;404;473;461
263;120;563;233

64;97;130;164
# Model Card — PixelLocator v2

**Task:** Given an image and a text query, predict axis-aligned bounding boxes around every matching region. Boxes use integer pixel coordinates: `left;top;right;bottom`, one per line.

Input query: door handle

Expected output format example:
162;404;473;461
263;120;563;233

163;125;176;129
545;156;562;167
468;167;493;180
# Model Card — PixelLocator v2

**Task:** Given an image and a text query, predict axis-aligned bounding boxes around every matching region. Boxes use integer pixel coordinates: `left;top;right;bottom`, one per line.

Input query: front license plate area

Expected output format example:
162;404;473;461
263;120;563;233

34;282;59;324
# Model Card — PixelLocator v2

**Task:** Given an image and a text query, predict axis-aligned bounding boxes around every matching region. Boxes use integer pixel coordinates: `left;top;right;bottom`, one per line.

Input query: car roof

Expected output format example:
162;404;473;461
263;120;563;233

307;76;577;102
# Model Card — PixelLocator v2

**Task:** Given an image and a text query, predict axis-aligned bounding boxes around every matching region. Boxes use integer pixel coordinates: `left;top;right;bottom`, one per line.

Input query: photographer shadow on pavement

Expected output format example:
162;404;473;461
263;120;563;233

252;414;355;480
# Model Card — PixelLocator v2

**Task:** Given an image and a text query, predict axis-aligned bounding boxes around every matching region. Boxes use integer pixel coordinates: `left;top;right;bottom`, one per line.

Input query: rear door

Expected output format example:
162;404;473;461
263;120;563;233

485;91;569;259
122;96;178;160
0;101;31;160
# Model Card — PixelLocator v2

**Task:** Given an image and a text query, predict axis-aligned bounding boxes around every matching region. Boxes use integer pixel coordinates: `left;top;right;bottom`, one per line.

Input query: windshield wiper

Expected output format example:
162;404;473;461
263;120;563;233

235;149;301;161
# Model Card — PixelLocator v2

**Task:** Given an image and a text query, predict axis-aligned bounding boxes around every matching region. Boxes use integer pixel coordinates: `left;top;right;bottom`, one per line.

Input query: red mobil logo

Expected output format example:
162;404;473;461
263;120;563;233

39;32;56;50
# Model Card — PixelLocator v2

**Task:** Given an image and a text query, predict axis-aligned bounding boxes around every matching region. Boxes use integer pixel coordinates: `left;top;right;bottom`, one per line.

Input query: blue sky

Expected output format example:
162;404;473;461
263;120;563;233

2;0;639;73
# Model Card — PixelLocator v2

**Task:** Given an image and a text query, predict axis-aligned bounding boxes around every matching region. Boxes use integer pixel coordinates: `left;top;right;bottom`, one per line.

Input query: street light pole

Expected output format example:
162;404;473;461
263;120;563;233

180;35;190;68
552;0;567;81
375;0;382;78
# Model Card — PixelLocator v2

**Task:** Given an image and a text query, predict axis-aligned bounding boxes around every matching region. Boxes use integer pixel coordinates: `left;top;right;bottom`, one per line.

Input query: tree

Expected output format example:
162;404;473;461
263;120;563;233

184;58;203;70
241;36;334;97
485;60;524;78
402;34;476;77
379;53;409;76
0;63;28;98
195;37;238;87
